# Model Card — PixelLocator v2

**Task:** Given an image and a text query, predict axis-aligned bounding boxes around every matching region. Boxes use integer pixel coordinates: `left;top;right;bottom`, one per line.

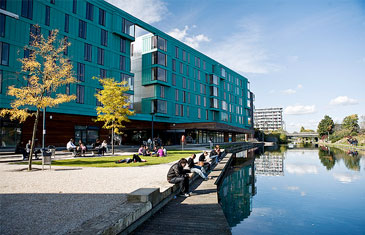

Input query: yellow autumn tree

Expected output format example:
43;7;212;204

0;27;76;170
94;77;134;155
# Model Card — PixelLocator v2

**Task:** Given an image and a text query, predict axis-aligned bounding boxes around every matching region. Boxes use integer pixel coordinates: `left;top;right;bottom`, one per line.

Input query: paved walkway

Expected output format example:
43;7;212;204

0;150;203;235
133;154;232;235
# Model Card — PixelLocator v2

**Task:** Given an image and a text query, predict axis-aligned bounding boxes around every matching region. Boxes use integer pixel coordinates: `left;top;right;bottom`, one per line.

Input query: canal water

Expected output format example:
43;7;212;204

218;145;365;234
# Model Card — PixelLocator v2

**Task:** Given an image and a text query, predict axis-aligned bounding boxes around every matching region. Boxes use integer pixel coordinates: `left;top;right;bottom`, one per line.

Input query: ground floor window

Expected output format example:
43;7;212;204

74;125;99;145
0;118;22;148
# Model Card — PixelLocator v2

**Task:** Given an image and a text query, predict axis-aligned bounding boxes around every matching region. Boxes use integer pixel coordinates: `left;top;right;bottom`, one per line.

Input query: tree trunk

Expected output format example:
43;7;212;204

28;109;40;171
112;127;114;155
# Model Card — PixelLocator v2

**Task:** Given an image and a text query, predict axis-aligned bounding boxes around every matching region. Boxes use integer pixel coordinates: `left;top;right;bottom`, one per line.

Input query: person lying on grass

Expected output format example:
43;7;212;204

115;154;147;164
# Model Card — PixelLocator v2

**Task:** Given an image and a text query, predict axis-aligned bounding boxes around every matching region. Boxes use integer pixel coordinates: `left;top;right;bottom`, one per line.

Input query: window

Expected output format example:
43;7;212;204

182;91;186;103
182;50;186;61
152;36;166;51
198;70;201;80
160;86;165;98
121;73;134;90
221;67;226;78
45;6;50;26
175;89;179;101
0;42;9;66
180;62;183;74
50;0;55;4
0;14;5;37
186;65;189;76
0;70;2;94
175;46;179;58
206;110;208;120
172;59;176;72
203;97;206;107
99;8;106;26
152;100;167;114
65;84;70;95
76;85;84;104
222;101;227;111
101;29;107;46
203;61;206;70
96;88;102;106
175;104;183;116
120;55;126;70
120;38;126;53
188;53;190;63
210;98;218;109
24;48;32;58
210;75;219;85
63;36;68;55
122;18;135;37
187;106;190;117
200;83;204;94
72;0;77;14
21;0;33;19
197;95;201;105
29;24;40;44
172;73;176;86
100;68;106;78
152;51;166;66
152;67;166;82
210;87;218;96
198;108;201;119
195;56;200;68
97;48;104;65
86;2;93;21
64;14;69;33
182;77;186;89
84;43;92;62
0;0;6;10
79;20;86;39
77;63;85;81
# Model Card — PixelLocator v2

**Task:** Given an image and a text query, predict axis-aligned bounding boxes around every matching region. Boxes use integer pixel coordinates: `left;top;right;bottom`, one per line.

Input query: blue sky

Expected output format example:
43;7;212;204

106;0;365;132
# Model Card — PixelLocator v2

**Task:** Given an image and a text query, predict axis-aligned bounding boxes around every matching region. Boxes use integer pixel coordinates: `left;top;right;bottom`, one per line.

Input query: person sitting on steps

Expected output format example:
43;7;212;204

167;158;191;197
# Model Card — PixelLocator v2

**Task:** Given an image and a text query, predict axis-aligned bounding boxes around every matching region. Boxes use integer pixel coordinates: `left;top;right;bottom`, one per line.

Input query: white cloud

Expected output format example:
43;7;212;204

105;0;168;24
282;89;296;94
297;84;303;89
205;21;280;74
284;105;316;115
330;96;359;106
167;25;210;49
286;164;318;175
333;173;360;183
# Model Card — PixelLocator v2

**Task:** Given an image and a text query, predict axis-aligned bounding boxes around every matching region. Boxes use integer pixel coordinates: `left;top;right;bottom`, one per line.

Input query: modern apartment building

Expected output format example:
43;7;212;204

254;108;283;131
0;0;254;147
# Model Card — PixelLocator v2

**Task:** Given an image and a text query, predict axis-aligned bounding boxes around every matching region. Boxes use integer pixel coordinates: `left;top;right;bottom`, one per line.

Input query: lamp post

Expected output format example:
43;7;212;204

42;107;46;149
151;112;155;148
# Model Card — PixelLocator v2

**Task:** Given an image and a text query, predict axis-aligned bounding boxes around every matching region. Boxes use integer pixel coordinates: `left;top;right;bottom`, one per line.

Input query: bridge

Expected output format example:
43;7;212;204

286;132;318;138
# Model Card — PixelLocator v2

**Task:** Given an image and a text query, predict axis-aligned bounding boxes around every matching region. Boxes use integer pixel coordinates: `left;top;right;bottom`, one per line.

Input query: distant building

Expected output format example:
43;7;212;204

254;108;283;131
255;154;284;176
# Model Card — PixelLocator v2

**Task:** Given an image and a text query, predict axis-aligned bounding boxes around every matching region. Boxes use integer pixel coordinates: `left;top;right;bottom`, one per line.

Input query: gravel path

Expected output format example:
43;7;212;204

0;161;176;234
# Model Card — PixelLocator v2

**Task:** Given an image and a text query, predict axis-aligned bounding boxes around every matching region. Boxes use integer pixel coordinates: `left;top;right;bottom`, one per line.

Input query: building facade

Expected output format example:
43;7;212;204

254;108;283;131
0;0;254;148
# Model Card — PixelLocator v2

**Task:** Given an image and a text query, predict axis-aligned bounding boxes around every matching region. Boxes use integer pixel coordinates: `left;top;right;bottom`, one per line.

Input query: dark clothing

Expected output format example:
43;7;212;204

199;153;206;162
167;161;190;194
116;154;144;164
210;150;218;157
187;158;195;168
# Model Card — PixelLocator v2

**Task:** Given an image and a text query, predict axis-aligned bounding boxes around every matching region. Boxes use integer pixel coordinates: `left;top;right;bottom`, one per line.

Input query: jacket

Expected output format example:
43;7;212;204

167;162;184;180
187;158;195;168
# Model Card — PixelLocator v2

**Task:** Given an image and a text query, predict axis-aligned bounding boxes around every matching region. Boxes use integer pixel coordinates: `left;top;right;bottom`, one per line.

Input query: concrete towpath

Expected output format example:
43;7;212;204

132;154;232;235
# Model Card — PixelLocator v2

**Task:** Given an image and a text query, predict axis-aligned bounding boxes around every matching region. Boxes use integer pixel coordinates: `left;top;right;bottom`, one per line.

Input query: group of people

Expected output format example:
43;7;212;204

347;137;358;146
66;138;108;156
138;145;167;157
15;140;41;160
166;145;223;197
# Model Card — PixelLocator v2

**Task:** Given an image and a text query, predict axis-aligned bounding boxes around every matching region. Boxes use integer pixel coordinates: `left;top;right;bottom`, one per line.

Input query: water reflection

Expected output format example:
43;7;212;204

218;151;256;227
318;146;362;171
219;146;365;234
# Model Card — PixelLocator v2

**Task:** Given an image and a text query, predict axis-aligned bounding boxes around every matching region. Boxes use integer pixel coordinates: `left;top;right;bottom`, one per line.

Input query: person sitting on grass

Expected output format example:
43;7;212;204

167;158;191;197
143;146;152;156
163;146;167;156
188;154;209;180
138;145;144;155
157;146;164;157
115;154;147;163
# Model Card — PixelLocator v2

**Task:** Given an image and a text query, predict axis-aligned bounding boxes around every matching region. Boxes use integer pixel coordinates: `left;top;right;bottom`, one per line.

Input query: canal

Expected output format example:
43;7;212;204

218;145;365;234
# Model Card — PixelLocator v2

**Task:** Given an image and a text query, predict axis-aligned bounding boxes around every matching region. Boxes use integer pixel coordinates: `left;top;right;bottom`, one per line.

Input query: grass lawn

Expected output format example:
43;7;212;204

23;150;202;167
